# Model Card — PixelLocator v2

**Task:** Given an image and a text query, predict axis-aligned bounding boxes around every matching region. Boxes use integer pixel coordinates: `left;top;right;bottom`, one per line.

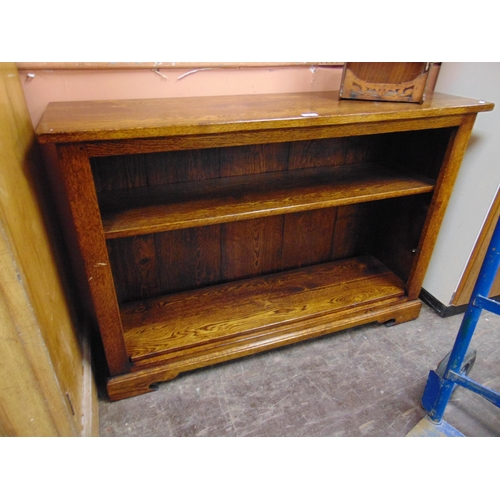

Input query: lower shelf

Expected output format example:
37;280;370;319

108;255;422;400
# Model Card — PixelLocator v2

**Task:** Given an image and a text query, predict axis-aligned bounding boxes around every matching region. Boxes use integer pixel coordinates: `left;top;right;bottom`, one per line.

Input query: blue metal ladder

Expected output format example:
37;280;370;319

417;215;500;436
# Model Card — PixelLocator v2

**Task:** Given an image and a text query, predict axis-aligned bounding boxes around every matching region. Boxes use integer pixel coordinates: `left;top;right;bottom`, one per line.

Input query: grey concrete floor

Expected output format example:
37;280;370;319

98;303;500;437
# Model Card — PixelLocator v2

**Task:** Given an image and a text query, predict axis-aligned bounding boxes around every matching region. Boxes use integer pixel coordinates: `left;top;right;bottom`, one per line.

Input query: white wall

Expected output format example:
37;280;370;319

423;63;500;305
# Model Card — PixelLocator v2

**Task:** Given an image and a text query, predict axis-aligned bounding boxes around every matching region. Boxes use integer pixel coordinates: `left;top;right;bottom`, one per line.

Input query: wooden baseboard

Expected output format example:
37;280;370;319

420;287;500;318
420;288;468;317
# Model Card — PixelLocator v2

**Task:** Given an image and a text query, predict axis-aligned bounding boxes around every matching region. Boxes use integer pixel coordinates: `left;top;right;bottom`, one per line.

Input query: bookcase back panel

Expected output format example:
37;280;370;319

106;203;384;303
90;135;395;192
386;127;456;181
94;128;450;305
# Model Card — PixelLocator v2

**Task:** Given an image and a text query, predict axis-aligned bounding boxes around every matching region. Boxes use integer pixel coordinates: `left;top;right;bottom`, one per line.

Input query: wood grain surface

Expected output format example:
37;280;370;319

36;89;494;401
99;163;434;238
1;63;96;434
121;256;405;362
36;91;493;144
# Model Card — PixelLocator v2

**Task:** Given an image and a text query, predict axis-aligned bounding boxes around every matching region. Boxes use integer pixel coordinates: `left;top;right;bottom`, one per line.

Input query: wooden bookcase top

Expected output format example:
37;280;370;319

36;91;494;144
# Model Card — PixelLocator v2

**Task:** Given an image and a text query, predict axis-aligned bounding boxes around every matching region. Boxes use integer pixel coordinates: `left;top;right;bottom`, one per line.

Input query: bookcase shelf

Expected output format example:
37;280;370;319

99;163;435;238
121;256;405;364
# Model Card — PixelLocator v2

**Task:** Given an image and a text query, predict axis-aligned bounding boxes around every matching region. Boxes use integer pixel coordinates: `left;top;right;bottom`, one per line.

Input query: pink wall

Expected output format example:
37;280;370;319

18;63;440;128
19;65;344;127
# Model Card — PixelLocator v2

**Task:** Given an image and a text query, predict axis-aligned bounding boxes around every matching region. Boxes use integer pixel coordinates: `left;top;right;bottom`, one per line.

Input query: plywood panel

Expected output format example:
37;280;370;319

0;63;97;436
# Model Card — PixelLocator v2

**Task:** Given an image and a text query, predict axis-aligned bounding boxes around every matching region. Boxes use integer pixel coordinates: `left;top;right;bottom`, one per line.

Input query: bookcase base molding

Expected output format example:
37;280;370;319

36;91;493;401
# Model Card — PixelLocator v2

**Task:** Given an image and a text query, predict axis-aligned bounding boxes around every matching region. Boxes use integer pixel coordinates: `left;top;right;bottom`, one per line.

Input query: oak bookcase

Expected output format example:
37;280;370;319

36;91;493;401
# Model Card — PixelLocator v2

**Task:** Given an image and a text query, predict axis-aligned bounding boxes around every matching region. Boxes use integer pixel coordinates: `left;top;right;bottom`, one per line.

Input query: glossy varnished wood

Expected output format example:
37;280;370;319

107;297;423;401
36;90;494;400
121;256;405;363
105;205;380;303
406;114;478;299
84;116;466;158
36;91;492;144
55;144;130;375
99;163;435;238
